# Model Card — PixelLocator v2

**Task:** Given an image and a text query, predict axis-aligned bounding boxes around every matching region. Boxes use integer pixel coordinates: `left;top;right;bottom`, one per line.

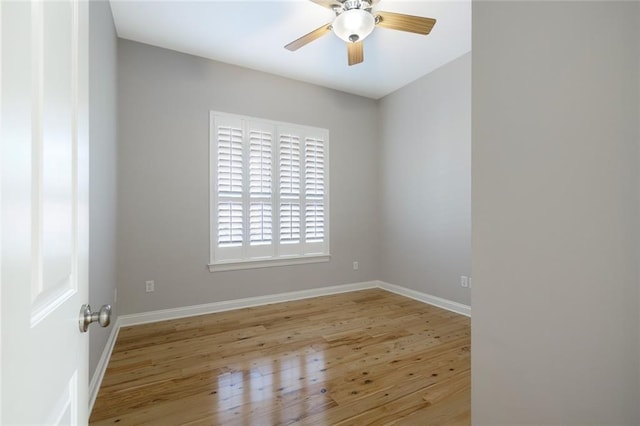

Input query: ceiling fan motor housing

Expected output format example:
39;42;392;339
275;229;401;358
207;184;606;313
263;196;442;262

341;0;372;12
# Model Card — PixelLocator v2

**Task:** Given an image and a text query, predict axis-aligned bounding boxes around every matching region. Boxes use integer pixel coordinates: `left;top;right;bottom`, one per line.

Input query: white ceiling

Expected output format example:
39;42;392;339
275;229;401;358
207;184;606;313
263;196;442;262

109;0;471;99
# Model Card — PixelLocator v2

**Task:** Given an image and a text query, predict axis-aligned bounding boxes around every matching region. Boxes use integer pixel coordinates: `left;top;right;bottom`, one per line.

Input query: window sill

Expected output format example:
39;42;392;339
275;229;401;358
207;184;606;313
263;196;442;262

208;254;331;272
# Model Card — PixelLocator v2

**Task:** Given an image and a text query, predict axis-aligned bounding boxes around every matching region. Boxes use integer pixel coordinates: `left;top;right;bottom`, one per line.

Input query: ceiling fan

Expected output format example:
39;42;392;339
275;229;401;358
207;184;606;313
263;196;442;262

284;0;436;66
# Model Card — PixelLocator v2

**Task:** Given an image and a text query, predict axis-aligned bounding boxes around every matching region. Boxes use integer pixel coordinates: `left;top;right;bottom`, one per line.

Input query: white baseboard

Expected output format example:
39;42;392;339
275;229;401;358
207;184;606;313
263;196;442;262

88;318;121;413
89;280;470;415
377;281;471;317
118;281;378;327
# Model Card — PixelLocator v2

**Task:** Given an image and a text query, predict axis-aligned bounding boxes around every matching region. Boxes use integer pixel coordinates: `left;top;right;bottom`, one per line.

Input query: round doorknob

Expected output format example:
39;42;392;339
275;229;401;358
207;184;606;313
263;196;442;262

78;304;112;333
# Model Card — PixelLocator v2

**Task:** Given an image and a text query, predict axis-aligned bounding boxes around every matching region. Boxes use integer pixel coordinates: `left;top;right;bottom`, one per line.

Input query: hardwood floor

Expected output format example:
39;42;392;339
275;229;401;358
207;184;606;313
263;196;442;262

90;289;470;425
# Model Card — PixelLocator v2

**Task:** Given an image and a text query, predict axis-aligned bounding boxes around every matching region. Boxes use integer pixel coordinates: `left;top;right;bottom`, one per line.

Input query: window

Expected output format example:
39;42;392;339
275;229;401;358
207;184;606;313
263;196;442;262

209;112;330;271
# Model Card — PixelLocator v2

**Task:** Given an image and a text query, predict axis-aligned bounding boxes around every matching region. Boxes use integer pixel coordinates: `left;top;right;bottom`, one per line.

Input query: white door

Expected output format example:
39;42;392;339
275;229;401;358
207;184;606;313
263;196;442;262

1;0;89;424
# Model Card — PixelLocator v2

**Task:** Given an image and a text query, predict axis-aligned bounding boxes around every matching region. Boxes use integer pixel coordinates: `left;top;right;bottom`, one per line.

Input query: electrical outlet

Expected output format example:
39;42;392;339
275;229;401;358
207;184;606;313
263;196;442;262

145;280;155;293
468;277;472;288
460;276;468;288
353;261;359;271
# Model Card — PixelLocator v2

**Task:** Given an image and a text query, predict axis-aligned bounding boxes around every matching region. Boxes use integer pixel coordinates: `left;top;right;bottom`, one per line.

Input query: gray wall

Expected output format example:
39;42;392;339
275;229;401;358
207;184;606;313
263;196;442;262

116;40;380;314
89;0;118;380
378;53;471;306
472;2;640;424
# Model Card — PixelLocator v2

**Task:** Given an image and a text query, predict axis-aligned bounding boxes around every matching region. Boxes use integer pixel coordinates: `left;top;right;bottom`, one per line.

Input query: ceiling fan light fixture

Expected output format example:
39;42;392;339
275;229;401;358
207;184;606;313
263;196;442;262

332;9;375;43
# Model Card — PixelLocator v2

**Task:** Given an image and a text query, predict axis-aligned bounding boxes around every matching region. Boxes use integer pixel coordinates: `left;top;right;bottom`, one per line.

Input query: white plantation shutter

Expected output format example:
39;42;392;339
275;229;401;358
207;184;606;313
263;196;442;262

305;203;324;242
279;134;300;198
247;123;275;258
279;203;300;243
213;116;244;261
210;112;329;269
250;203;272;244
278;130;302;256
305;137;325;199
304;137;325;247
249;130;272;196
218;202;243;246
303;134;327;254
217;126;243;196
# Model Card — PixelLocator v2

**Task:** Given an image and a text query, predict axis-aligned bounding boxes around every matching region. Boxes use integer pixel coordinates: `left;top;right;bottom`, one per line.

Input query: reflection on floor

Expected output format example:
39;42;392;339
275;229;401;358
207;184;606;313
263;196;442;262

90;289;470;425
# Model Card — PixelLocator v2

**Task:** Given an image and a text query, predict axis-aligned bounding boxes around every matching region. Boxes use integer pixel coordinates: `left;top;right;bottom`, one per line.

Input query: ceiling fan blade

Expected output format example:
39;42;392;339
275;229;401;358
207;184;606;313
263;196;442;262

375;11;436;35
284;23;332;51
309;0;342;10
347;41;364;66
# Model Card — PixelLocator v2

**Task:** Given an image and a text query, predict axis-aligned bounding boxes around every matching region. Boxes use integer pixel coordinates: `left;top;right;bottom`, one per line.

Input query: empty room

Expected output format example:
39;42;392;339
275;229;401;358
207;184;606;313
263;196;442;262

2;0;640;425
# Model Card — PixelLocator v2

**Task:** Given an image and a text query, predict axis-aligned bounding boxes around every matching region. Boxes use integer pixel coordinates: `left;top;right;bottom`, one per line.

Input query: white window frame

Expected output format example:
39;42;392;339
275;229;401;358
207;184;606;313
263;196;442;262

209;111;331;272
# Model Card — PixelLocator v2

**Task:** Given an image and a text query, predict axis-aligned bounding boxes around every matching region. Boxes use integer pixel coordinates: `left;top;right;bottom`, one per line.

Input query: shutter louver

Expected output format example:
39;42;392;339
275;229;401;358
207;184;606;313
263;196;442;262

250;203;272;245
280;203;300;243
305;203;324;242
305;137;325;200
217;126;243;197
279;134;300;198
249;131;272;196
218;202;243;247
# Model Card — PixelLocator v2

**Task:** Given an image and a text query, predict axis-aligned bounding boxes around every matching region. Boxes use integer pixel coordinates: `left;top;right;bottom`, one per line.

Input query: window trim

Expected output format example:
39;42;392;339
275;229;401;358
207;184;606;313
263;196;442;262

208;111;331;272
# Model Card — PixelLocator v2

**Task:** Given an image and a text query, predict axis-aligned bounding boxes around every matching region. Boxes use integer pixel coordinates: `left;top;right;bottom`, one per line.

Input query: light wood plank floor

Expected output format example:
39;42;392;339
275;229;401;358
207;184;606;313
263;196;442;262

90;289;470;425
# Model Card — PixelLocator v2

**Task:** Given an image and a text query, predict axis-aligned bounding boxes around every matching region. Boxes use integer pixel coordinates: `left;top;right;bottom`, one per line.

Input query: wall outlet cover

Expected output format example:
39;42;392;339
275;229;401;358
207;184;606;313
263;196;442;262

460;276;468;288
